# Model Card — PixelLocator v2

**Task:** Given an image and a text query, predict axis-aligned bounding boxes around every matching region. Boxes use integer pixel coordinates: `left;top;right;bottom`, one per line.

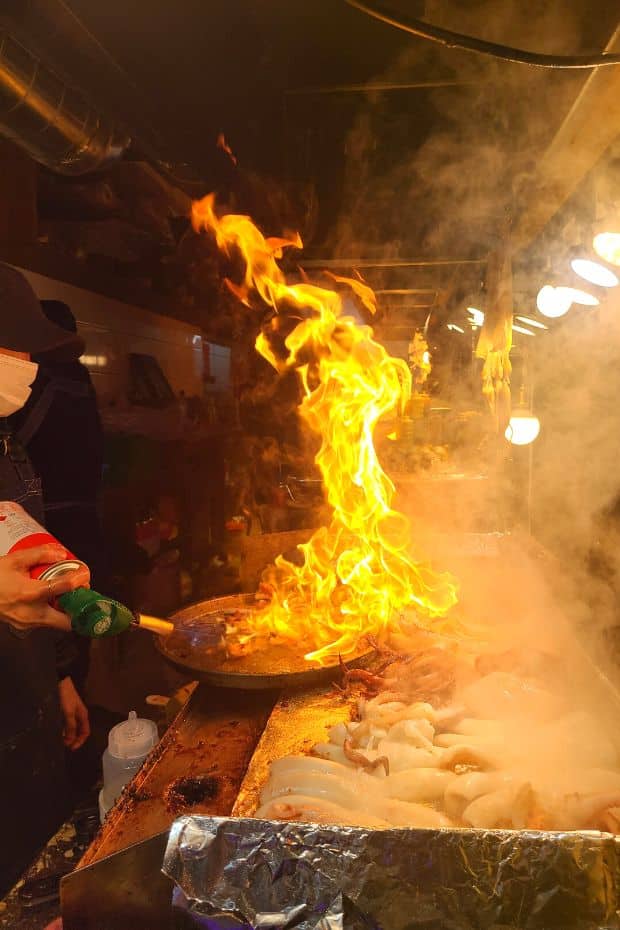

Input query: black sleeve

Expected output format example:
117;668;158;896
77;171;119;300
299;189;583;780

54;630;80;682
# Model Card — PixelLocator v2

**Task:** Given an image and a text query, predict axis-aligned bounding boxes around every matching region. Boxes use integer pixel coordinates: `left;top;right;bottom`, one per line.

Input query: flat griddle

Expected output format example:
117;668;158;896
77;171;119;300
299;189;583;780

156;593;372;689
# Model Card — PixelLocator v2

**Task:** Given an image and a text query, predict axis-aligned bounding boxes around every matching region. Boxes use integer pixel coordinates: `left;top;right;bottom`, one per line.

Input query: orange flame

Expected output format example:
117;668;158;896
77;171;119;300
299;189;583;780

216;132;237;165
324;271;378;316
192;194;457;663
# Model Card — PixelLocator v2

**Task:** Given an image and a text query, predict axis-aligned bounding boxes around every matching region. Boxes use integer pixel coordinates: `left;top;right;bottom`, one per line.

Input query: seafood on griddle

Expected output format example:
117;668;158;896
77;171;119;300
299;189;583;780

256;641;620;833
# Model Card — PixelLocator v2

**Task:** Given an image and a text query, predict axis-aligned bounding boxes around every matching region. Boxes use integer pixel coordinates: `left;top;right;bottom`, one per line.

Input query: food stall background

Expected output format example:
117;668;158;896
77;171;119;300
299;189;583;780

0;0;620;924
0;0;616;726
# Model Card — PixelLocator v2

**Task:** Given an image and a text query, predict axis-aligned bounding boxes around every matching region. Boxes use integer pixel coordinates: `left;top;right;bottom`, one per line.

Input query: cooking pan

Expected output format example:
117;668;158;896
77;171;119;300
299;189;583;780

156;594;372;689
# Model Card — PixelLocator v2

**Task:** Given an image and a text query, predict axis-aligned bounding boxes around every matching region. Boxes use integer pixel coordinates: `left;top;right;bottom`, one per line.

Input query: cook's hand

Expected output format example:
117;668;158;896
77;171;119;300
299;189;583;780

43;920;63;930
0;546;90;631
58;676;91;750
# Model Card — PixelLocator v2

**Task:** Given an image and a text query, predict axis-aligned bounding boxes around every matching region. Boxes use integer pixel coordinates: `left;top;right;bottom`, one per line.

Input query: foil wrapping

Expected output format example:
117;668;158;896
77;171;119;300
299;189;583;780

163;816;620;930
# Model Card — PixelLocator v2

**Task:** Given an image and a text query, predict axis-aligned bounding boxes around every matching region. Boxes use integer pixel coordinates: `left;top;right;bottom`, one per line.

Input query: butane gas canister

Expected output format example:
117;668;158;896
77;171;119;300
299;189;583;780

0;501;134;637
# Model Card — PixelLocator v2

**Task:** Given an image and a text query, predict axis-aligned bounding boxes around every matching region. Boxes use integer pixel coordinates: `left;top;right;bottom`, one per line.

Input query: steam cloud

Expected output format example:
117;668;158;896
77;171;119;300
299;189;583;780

319;0;620;729
326;0;619;627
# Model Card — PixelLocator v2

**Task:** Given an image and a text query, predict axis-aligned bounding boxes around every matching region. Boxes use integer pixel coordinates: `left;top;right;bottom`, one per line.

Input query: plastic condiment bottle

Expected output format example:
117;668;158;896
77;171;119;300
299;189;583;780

99;711;158;822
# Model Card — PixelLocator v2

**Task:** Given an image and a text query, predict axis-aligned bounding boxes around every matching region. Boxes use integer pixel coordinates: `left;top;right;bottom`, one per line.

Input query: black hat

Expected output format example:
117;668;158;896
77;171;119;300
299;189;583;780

0;264;78;354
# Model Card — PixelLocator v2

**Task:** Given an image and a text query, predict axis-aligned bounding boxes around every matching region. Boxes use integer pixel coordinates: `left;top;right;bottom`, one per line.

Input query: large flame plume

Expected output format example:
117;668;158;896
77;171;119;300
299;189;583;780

192;194;457;663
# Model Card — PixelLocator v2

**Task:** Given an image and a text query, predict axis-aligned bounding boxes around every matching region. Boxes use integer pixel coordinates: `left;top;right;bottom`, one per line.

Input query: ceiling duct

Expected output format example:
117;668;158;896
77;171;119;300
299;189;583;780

0;29;129;175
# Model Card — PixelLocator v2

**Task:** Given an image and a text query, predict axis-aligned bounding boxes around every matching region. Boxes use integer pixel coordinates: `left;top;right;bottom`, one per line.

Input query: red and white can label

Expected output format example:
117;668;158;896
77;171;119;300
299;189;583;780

0;501;73;580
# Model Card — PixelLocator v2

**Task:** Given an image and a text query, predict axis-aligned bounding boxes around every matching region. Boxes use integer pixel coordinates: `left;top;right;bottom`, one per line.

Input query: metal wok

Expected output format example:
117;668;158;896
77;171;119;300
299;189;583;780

156;594;372;689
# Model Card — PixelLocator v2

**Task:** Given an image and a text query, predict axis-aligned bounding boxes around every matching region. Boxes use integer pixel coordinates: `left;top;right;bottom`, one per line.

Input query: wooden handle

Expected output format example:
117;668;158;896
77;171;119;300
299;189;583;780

136;613;174;636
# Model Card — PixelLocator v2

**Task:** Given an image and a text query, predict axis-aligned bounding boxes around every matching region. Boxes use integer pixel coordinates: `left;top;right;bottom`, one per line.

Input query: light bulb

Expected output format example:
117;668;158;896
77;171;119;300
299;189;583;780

512;324;535;336
571;258;619;288
593;232;620;267
536;285;572;318
505;414;541;446
422;350;430;365
536;284;598;318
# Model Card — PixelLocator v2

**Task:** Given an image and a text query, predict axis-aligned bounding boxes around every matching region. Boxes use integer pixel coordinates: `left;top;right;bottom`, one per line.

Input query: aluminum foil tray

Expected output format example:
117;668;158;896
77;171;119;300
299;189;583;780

164;814;620;930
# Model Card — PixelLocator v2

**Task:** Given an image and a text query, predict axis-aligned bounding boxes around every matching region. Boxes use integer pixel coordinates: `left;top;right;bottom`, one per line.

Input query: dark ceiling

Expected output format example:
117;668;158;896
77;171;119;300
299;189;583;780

4;2;618;235
2;0;619;337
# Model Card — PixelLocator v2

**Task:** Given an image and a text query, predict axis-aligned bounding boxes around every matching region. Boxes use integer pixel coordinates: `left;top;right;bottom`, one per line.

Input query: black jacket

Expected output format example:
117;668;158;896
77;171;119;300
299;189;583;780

11;359;106;692
0;426;70;896
10;359;104;525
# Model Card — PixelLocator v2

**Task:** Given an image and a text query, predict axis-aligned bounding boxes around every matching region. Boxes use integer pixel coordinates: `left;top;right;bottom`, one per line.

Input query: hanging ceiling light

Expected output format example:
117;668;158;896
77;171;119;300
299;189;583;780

446;323;465;333
536;285;573;317
571;258;619;288
505;385;540;446
593;232;620;267
505;412;541;445
512;323;535;336
515;315;548;330
536;284;598;317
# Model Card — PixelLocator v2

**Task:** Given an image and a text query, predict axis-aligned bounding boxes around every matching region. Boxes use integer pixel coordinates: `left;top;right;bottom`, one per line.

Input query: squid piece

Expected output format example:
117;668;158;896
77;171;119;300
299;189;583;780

312;742;356;766
444;771;515;820
375;740;442;772
257;791;452;830
255;794;391;829
260;770;377;811
363;703;410;723
439;742;501;772
551;791;620;831
363;703;435;731
538;767;620;803
261;770;452;828
436;732;478;749
383;768;455;804
327;722;354;746
365;697;434;719
270;755;358;781
380;798;453;829
462;782;534;830
433;703;467;729
434;732;502;754
348;717;388;750
386;718;435;750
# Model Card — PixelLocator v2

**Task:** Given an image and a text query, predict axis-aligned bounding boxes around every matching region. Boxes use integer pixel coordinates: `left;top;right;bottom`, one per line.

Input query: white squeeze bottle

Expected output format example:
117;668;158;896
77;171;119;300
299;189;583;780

99;711;158;822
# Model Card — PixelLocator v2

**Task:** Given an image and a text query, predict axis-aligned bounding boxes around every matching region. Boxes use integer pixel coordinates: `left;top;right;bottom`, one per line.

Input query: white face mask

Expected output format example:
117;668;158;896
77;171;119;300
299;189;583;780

0;355;38;417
